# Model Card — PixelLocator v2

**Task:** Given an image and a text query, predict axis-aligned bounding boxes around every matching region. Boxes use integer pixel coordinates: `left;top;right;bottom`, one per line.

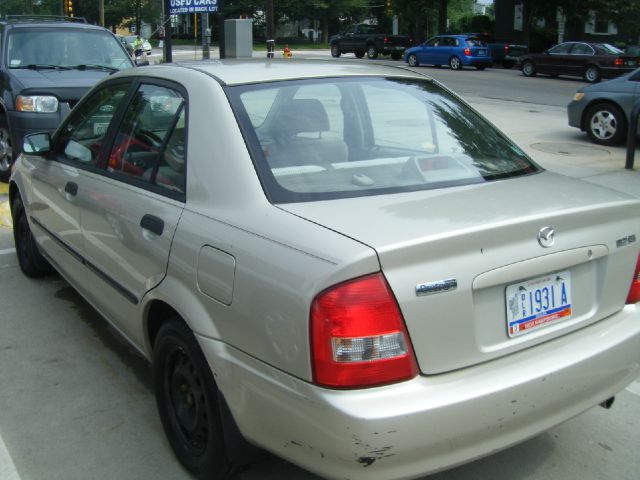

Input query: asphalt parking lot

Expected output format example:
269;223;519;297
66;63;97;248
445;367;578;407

1;53;640;480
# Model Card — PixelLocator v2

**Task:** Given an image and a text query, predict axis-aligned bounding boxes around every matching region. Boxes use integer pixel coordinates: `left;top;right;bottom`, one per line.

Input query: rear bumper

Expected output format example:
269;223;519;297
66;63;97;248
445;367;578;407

464;57;492;67
199;304;640;480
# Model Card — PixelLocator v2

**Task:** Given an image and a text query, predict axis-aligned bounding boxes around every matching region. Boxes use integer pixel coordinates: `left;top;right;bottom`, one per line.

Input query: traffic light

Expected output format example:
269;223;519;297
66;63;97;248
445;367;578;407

65;0;74;18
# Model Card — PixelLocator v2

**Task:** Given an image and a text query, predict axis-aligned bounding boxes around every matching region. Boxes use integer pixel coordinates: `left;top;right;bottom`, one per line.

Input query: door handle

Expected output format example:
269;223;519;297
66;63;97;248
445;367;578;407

65;181;78;196
140;214;164;236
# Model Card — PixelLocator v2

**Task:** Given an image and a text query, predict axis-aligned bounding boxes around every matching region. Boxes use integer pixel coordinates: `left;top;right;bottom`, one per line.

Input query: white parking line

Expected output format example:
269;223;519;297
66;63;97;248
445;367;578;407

0;248;16;256
626;380;640;396
0;433;20;480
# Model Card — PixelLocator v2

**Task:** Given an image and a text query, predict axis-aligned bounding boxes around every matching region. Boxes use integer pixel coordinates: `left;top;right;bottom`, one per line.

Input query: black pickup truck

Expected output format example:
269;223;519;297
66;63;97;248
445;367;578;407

463;33;528;68
330;24;412;60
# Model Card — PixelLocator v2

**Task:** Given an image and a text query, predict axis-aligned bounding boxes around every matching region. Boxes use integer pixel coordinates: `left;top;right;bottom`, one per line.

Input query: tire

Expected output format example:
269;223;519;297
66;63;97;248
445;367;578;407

407;53;419;67
521;60;536;77
366;45;378;59
502;60;515;69
585;103;626;146
390;52;402;60
11;195;52;277
354;50;365;58
153;319;232;480
0;115;14;183
449;56;462;70
330;44;341;58
584;65;601;83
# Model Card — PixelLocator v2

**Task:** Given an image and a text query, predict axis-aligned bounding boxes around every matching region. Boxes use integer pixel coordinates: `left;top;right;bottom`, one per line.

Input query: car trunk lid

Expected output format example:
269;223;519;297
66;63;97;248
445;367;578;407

281;172;640;374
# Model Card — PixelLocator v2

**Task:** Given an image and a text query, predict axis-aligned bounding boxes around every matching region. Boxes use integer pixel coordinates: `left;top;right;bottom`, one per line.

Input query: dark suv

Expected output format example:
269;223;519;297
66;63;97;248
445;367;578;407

0;16;134;181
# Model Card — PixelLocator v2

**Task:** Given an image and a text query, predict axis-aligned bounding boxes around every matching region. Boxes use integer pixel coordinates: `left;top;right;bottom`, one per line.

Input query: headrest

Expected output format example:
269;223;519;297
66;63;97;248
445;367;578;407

272;98;330;134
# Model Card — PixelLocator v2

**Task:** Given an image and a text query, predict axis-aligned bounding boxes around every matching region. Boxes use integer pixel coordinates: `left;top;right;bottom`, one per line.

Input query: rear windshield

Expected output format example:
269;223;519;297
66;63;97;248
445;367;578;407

6;27;133;70
465;38;486;47
595;43;624;55
227;77;538;203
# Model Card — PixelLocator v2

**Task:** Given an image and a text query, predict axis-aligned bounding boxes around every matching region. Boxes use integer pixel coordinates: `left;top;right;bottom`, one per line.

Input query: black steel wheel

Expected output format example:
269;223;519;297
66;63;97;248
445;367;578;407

330;44;341;58
366;45;378;59
585;102;626;146
11;195;52;277
153;319;232;480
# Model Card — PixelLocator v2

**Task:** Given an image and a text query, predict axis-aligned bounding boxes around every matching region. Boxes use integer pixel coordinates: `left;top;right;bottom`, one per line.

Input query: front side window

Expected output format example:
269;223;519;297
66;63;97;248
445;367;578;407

54;82;130;166
6;27;133;70
107;83;186;194
228;77;538;203
548;43;572;55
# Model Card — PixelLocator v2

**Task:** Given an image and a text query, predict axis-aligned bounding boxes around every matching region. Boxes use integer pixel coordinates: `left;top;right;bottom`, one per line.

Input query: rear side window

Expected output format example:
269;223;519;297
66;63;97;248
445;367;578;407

107;83;186;194
466;38;485;47
228;77;538;203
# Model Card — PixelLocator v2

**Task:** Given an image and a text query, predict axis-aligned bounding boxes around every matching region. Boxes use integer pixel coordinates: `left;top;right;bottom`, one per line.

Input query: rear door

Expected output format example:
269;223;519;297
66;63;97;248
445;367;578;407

568;43;595;76
80;80;187;345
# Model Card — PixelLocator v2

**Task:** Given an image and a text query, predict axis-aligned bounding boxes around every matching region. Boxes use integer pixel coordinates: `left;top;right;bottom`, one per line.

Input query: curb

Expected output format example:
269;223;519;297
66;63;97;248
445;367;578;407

0;183;10;229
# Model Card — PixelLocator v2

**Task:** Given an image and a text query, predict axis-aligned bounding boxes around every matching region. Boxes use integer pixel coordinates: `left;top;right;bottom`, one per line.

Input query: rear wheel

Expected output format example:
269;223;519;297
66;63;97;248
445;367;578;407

407;53;419;67
584;65;601;83
449;56;462;70
11;195;52;277
153;318;232;480
0;116;14;183
390;52;402;60
366;45;378;59
521;60;536;77
330;44;341;58
585;102;626;146
354;50;365;58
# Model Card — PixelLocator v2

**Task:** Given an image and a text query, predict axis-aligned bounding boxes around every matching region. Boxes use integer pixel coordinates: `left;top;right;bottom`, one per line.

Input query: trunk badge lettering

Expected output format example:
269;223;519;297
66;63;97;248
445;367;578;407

416;279;457;297
538;226;555;248
616;235;636;248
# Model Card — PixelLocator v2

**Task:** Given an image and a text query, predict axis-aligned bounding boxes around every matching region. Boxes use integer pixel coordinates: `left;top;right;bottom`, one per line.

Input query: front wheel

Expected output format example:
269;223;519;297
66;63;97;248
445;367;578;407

153;319;232;479
11;195;52;277
330;44;341;58
584;65;601;83
0;116;14;182
585;103;626;146
407;53;419;67
449;56;462;70
366;45;378;59
521;61;536;77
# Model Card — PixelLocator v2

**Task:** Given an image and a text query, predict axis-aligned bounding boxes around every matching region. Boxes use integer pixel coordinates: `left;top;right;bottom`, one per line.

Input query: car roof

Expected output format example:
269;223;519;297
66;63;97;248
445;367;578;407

1;20;109;32
140;59;425;86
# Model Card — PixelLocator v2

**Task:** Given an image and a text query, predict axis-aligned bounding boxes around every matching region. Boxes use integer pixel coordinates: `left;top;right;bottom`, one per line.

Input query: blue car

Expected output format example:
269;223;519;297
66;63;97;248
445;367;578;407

404;34;492;70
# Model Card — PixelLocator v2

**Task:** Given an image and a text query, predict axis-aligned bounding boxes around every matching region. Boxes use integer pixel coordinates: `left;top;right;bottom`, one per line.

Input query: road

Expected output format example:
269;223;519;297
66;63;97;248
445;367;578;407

1;54;639;480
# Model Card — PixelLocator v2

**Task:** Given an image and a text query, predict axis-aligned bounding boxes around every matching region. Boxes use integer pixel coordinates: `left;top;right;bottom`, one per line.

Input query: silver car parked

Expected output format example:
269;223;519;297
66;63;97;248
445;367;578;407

9;61;640;480
568;68;640;145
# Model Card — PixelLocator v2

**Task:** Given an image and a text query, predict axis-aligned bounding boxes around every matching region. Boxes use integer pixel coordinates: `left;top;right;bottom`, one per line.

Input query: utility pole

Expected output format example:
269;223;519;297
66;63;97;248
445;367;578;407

218;0;226;58
99;0;105;26
266;0;274;43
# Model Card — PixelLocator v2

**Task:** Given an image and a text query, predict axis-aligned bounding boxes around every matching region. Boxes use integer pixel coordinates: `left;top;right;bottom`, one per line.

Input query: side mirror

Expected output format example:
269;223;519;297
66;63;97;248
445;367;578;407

22;132;51;155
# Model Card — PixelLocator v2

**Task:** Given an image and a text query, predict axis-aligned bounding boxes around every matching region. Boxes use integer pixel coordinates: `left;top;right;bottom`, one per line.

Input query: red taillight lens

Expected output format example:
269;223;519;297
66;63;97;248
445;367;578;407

384;36;389;44
311;273;418;388
615;58;624;66
626;253;640;304
464;47;472;56
504;45;509;53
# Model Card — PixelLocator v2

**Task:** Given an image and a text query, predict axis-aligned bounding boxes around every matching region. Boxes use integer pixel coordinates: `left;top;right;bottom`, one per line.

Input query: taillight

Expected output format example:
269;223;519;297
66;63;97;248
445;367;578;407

311;273;418;388
464;47;472;56
504;45;509;53
614;58;623;66
384;36;389;44
626;253;640;304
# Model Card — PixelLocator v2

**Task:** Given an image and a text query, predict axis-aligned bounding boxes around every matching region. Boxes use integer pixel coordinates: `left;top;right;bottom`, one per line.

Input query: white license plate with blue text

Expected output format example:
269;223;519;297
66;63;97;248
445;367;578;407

505;271;572;337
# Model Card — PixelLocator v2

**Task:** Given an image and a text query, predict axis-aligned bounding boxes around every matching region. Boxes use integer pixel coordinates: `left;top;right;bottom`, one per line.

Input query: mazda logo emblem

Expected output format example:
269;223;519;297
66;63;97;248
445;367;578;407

538;226;555;248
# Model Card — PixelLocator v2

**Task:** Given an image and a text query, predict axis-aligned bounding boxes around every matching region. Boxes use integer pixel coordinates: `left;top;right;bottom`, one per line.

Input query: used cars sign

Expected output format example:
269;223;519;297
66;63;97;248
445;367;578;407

169;0;218;14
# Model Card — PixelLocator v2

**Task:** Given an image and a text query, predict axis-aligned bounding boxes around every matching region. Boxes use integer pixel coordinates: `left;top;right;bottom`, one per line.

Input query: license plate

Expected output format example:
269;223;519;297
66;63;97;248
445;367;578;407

478;49;487;56
505;271;572;337
94;122;109;136
626;60;636;66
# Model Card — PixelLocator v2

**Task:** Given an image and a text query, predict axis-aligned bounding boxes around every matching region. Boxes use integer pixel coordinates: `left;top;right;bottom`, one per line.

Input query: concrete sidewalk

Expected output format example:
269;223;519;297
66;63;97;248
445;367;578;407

468;95;640;198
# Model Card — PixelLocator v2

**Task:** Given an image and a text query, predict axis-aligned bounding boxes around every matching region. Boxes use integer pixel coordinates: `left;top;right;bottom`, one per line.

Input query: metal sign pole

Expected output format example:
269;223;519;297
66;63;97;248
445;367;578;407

218;0;226;59
164;0;173;63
